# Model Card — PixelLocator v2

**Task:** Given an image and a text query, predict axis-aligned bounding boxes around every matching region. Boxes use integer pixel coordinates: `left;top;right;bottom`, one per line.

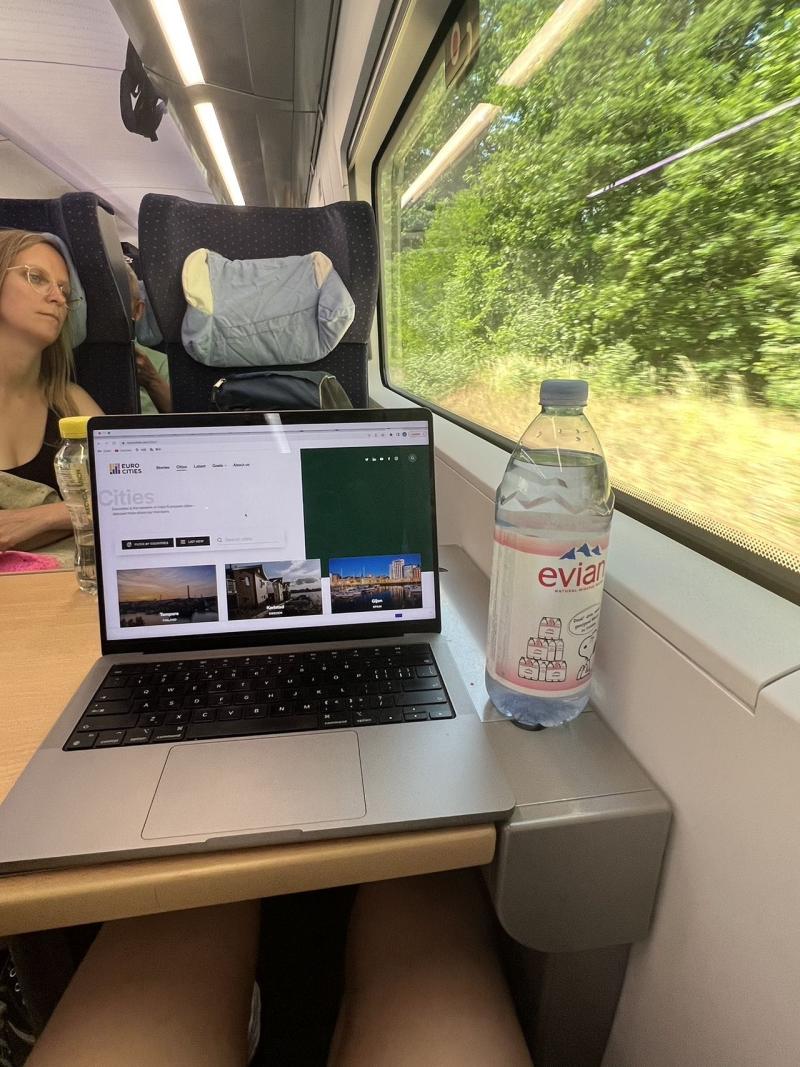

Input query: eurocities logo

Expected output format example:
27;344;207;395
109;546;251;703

108;462;142;475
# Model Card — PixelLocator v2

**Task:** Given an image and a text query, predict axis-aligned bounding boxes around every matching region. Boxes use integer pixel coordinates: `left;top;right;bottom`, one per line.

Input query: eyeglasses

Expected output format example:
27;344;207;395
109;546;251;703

4;264;83;311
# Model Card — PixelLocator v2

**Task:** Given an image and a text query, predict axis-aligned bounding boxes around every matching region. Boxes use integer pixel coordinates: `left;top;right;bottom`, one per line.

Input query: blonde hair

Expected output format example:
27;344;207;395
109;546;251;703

0;228;78;418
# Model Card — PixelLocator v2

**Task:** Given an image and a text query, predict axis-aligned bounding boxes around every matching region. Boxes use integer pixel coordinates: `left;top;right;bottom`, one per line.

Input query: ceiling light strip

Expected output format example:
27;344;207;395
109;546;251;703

401;103;499;208
149;0;204;86
498;0;603;88
194;102;245;206
400;0;601;208
149;0;245;206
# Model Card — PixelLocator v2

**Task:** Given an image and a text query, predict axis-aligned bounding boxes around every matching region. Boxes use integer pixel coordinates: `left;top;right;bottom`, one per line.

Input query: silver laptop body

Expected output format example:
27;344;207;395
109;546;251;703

0;409;513;873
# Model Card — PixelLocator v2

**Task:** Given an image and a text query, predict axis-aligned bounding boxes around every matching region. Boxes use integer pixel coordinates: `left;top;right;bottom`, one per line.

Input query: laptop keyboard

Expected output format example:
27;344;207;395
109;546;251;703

64;643;455;752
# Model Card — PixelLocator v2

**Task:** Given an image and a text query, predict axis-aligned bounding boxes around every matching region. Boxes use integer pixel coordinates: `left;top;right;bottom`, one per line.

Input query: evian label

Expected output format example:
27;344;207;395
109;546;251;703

486;528;609;699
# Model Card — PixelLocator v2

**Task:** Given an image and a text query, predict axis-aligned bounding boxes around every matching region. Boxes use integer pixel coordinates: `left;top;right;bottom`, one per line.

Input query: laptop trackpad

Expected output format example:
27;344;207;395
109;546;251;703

142;732;366;840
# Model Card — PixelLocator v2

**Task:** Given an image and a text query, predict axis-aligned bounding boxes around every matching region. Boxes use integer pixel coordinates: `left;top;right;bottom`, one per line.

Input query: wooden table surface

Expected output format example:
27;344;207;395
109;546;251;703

0;571;495;935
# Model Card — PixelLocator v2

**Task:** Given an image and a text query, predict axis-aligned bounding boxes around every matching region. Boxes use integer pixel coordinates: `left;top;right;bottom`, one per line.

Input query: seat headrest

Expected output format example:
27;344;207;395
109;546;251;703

180;248;355;368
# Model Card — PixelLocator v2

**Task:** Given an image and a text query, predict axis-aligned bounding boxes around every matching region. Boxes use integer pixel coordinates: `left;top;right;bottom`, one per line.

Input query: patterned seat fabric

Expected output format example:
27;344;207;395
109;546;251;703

138;195;378;411
0;194;137;413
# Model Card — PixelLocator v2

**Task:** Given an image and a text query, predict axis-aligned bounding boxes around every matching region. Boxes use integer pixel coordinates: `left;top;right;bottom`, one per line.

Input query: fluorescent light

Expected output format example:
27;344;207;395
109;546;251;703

400;0;601;208
149;1;244;205
150;0;204;86
401;103;499;208
194;102;245;205
498;0;603;88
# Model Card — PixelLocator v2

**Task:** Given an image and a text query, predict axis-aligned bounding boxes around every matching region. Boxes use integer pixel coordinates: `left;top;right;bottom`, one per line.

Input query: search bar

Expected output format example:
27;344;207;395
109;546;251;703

214;533;286;550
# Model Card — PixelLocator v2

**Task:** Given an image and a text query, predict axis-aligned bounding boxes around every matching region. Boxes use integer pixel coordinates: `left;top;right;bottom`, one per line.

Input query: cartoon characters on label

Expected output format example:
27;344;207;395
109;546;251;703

518;617;567;683
576;632;597;680
517;614;599;685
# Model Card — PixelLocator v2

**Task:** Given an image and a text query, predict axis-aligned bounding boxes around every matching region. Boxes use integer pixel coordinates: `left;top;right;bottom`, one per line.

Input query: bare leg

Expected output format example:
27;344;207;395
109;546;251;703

329;871;532;1067
27;900;260;1067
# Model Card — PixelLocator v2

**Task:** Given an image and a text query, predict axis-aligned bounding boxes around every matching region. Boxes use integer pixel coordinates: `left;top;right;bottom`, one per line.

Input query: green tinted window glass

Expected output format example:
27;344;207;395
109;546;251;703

376;0;800;582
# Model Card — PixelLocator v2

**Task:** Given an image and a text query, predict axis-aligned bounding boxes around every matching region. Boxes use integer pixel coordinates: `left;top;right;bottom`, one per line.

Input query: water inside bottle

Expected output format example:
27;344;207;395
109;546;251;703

486;448;612;728
497;450;612;533
74;530;97;594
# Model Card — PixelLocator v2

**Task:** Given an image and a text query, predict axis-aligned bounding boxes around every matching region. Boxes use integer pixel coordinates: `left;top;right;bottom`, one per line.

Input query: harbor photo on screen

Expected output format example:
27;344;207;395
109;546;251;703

225;560;323;620
117;565;219;626
329;554;423;613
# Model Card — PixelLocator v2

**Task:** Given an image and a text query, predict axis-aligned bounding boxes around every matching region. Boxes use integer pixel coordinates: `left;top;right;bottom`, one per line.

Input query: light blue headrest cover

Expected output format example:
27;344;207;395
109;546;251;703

181;248;355;367
38;233;87;348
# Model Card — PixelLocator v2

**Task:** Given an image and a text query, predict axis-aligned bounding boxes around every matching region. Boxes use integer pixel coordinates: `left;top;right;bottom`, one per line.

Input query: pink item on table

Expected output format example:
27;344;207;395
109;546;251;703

0;550;62;573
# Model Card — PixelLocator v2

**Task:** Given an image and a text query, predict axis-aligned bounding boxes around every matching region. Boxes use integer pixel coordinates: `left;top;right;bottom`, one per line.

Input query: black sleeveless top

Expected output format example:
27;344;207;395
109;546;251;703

4;408;62;495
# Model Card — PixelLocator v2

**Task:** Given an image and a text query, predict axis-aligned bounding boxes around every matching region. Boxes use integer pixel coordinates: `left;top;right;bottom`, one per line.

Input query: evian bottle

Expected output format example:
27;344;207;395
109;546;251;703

485;380;613;728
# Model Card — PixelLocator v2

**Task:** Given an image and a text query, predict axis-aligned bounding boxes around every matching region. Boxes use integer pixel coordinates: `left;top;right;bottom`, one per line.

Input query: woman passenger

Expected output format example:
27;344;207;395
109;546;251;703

0;229;102;552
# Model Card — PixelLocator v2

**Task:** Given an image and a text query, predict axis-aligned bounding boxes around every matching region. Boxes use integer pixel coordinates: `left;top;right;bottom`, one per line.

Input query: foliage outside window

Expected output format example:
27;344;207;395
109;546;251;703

376;0;800;581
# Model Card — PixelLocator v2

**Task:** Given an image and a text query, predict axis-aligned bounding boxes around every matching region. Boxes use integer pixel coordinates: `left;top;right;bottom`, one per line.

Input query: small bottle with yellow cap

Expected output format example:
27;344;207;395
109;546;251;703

54;416;96;594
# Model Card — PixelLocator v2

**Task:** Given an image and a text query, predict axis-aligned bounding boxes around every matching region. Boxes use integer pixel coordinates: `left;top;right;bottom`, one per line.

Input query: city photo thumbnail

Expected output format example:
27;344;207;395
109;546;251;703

117;565;219;627
329;553;422;614
226;559;323;620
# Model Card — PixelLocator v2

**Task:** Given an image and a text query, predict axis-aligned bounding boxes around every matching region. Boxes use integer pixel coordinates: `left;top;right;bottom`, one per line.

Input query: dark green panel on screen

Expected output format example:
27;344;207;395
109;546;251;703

301;447;434;575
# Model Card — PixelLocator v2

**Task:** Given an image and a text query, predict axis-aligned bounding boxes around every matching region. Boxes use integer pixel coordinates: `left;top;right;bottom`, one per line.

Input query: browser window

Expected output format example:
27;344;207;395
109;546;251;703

92;420;437;641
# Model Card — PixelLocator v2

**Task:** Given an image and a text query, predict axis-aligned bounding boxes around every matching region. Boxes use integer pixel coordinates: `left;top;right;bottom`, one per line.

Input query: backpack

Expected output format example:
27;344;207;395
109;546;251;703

211;369;353;411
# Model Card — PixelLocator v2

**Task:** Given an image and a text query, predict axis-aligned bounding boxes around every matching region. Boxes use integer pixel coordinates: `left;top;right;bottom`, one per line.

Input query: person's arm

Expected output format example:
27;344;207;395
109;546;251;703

135;348;173;413
0;501;72;552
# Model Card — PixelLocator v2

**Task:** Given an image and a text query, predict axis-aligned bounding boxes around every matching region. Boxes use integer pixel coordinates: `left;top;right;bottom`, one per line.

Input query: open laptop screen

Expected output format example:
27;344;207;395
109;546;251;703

89;410;439;654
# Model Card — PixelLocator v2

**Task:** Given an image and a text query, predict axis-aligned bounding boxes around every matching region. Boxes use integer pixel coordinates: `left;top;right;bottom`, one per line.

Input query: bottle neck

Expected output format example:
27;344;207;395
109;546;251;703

518;405;606;466
540;405;587;416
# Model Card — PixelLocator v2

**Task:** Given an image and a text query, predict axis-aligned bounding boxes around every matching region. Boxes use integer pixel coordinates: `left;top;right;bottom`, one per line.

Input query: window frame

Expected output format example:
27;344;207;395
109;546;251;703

368;0;800;606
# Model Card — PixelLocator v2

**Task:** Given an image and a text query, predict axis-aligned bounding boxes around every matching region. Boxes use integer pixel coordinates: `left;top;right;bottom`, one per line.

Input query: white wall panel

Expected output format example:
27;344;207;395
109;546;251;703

606;515;800;708
596;597;800;1067
0;141;76;199
434;453;494;575
429;432;800;1066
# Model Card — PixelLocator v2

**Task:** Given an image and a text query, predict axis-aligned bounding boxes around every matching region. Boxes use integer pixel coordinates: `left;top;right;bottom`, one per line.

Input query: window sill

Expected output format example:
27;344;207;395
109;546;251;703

370;376;800;709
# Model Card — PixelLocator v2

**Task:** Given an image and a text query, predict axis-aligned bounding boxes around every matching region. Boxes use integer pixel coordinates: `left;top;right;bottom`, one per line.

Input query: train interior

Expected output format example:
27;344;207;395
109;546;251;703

1;0;799;1064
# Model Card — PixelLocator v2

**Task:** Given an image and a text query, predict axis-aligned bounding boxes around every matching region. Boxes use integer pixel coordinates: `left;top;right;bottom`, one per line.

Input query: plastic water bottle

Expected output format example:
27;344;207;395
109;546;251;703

485;380;614;728
54;415;96;594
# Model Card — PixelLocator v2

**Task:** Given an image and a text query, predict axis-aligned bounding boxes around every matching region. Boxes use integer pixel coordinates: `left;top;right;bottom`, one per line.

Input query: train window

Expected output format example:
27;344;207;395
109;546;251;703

375;0;800;597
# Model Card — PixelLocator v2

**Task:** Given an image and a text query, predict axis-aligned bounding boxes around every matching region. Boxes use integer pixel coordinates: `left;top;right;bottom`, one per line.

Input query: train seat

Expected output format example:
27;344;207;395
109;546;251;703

138;194;378;411
0;193;137;413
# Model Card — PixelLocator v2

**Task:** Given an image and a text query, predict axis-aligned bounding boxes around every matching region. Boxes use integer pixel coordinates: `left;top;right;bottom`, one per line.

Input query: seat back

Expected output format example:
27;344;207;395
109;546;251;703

138;194;378;411
0;194;138;413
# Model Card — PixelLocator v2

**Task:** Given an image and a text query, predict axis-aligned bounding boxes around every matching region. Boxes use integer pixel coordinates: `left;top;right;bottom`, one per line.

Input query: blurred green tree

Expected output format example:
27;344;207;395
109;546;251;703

382;0;800;409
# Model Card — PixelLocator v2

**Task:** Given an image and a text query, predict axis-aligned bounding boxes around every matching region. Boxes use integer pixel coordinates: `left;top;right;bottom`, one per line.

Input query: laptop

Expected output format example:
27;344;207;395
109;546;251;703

0;408;514;873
